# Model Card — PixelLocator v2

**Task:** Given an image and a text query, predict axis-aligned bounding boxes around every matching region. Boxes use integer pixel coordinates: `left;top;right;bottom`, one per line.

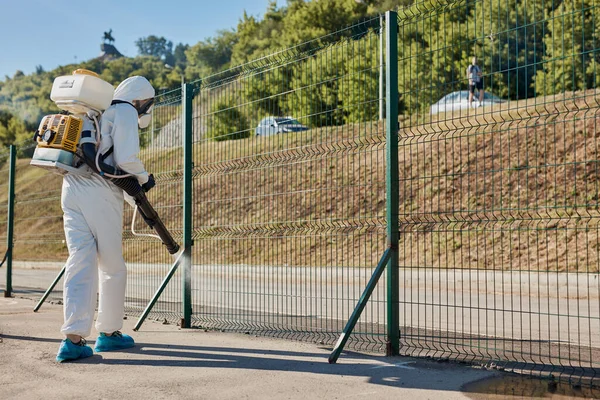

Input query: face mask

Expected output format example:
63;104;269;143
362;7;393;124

133;98;155;116
138;113;152;129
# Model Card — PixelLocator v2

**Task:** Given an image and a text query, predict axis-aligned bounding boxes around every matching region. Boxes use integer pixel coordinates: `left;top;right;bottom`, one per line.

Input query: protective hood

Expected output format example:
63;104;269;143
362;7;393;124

113;76;155;102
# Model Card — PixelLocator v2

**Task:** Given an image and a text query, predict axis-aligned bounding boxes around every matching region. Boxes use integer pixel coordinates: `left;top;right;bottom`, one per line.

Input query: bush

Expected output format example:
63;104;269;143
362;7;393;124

207;100;250;141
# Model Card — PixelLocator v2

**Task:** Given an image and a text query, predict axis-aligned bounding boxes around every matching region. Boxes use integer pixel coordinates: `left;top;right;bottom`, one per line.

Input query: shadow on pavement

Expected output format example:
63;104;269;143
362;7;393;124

5;333;599;396
85;341;489;391
1;334;63;344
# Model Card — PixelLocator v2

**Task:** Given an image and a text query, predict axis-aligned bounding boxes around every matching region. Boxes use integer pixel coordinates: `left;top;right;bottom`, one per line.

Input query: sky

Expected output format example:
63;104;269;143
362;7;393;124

0;0;283;79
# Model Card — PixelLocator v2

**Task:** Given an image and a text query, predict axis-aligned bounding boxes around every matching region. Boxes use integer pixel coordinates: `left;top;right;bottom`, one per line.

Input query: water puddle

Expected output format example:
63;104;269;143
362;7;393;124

463;375;599;399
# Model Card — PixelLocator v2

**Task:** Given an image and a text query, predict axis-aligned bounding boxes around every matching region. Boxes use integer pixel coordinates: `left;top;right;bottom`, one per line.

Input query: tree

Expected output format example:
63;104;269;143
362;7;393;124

230;12;263;66
341;33;379;123
279;0;367;47
0;111;31;151
367;0;414;14
285;44;346;127
243;66;293;123
97;56;177;89
185;30;238;80
470;0;547;101
395;0;549;113
207;99;250;141
173;43;189;69
135;35;174;63
230;2;286;65
534;0;600;96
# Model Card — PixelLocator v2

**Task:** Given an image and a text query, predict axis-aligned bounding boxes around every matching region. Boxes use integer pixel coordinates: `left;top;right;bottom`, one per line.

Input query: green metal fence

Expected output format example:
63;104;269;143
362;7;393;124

395;0;600;386
189;15;388;351
0;147;12;297
10;140;65;303
3;0;600;387
123;87;185;323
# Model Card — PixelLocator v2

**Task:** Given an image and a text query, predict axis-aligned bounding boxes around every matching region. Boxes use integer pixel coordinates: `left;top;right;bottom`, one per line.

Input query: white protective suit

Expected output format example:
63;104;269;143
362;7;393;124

61;76;154;337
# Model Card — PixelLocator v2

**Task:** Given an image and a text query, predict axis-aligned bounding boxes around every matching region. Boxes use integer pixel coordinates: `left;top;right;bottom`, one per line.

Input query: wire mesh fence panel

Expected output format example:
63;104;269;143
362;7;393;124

396;0;600;385
124;88;184;323
191;17;388;352
9;141;66;301
3;89;185;322
0;149;12;293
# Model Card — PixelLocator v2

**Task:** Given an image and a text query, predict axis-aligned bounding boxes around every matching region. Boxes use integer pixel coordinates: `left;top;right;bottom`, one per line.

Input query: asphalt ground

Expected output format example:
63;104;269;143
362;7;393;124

0;295;511;400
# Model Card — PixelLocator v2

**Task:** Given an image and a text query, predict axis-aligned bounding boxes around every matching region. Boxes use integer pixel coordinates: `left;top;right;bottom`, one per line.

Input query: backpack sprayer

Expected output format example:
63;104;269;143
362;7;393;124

30;69;179;255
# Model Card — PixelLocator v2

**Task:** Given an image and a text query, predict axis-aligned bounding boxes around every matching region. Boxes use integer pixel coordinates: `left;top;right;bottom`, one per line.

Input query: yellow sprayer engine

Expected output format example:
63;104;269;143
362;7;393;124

34;114;83;152
30;69;114;176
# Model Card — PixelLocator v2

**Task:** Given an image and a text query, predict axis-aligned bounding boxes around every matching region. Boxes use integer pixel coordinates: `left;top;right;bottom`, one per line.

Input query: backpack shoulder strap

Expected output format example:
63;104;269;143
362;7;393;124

111;99;135;108
100;146;114;161
99;100;134;160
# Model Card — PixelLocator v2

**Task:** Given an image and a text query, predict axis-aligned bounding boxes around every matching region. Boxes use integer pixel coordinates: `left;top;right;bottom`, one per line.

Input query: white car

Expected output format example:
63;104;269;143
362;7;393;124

255;116;308;136
430;90;505;114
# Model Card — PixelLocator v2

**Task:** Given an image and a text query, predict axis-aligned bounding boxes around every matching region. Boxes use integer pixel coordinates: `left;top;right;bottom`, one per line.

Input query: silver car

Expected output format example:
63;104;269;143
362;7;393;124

430;90;505;114
255;116;308;136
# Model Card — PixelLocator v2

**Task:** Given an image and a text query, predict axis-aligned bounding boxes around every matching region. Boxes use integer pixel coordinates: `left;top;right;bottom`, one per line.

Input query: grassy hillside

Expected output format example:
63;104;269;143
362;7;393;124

2;90;599;272
0;158;66;261
399;90;600;272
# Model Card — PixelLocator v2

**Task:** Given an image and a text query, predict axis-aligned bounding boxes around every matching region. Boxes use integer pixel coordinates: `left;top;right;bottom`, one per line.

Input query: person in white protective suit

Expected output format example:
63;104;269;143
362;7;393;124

56;76;156;362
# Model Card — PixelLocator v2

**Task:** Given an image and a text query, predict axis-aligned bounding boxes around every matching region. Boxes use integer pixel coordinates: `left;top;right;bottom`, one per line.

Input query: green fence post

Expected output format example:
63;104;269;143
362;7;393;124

379;13;385;121
33;265;65;311
182;83;194;328
329;249;392;363
385;10;399;356
134;251;185;331
4;145;15;298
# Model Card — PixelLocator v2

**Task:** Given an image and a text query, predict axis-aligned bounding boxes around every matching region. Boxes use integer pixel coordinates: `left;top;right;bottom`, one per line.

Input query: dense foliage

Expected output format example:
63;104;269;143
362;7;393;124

208;100;251;141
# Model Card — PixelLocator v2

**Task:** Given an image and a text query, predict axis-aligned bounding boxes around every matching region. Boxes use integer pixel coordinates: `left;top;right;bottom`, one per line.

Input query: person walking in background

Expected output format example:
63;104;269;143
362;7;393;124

467;56;483;107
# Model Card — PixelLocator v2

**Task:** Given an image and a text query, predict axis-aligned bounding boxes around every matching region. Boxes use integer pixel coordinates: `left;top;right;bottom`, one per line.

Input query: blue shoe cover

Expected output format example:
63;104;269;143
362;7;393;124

56;338;93;363
94;331;135;352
